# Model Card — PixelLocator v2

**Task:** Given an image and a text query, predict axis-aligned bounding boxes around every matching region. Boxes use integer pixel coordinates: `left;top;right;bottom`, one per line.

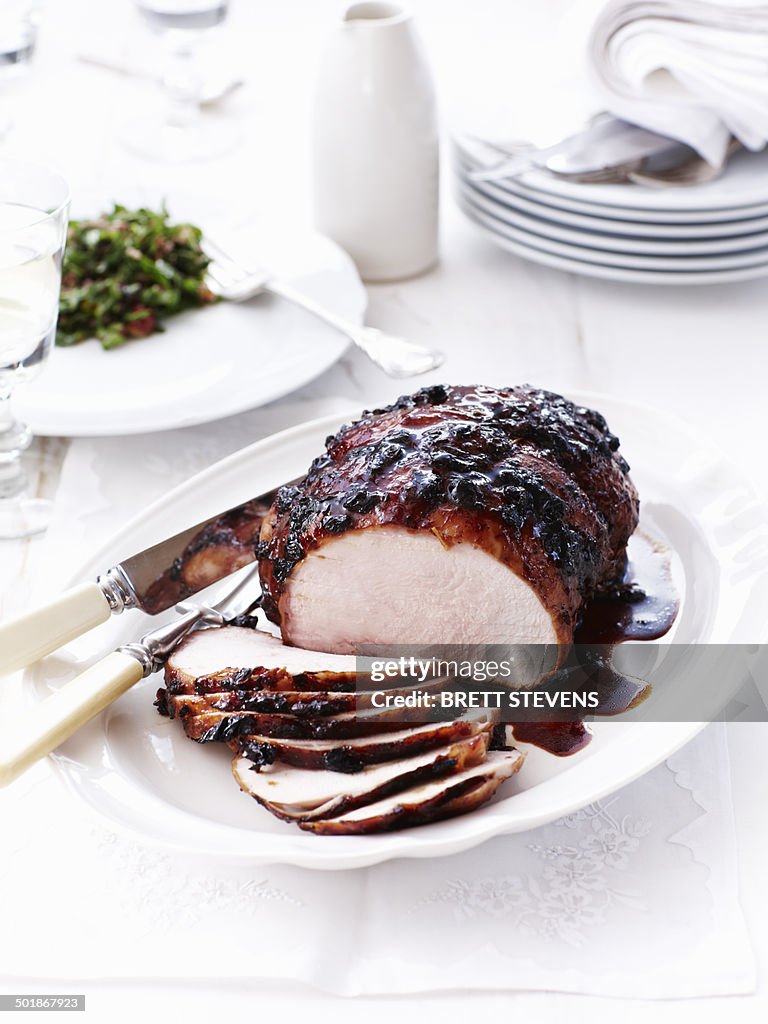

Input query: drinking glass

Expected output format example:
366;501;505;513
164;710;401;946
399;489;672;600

0;160;69;540
0;1;43;139
127;0;238;162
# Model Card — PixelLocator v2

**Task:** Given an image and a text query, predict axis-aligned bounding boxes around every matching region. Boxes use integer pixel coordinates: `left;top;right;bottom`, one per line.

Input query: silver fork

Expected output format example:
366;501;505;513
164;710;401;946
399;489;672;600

203;239;445;379
0;563;263;787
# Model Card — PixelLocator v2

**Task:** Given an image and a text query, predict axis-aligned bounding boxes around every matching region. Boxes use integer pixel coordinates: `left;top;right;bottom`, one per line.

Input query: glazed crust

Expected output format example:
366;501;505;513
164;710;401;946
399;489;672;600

258;384;639;643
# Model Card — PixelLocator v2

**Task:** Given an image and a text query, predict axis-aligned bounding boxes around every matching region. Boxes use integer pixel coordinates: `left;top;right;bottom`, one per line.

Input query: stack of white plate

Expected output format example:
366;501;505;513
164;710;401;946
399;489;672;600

454;136;768;285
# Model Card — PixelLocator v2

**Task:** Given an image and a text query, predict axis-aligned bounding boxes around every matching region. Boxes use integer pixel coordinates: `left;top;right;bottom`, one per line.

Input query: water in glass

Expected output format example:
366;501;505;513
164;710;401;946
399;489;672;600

0;203;62;389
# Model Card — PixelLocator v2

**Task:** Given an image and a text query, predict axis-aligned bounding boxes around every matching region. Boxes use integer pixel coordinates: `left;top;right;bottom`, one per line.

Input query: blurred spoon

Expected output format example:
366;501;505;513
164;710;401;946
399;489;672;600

628;138;742;187
77;53;243;107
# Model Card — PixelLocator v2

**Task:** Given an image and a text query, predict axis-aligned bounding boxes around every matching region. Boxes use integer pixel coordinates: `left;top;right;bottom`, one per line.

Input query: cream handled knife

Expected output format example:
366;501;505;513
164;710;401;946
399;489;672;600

0;488;278;677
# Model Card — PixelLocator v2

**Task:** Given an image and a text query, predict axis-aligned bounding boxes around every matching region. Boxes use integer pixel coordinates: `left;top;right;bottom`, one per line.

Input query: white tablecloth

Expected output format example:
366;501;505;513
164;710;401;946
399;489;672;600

0;718;753;998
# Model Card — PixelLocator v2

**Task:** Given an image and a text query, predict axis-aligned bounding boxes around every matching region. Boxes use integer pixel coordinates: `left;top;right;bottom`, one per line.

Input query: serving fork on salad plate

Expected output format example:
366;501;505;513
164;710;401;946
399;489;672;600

203;238;445;380
0;563;263;787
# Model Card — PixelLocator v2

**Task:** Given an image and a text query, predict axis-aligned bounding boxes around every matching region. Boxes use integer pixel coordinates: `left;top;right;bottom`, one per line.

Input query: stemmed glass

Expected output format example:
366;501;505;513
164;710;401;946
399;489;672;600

0;160;69;540
127;0;238;162
0;1;43;140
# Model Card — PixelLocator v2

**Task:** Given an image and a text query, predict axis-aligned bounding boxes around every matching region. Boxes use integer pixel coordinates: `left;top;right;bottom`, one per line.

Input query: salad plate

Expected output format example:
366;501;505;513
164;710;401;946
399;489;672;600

16;229;365;437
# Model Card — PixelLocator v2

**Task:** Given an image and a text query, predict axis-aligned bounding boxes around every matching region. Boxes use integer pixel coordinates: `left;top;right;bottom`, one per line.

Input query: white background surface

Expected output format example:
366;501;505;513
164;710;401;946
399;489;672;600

0;0;766;1019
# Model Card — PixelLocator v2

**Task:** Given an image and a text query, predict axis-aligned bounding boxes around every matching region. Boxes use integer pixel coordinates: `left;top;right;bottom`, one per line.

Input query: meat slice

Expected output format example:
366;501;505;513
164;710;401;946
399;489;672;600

299;750;525;835
231;732;490;822
165;626;359;695
166;703;454;743
166;689;357;717
232;716;493;772
258;384;638;652
163;670;448;720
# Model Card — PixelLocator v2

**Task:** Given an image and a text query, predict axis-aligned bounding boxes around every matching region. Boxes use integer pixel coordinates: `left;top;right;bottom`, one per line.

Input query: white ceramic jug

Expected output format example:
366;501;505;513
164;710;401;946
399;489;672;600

312;2;439;282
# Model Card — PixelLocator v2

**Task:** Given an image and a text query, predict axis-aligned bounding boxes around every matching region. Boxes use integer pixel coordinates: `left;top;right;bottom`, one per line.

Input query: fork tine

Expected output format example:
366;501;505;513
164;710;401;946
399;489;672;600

206;262;266;302
176;562;263;620
205;262;237;290
216;565;264;621
206;254;249;288
202;237;252;277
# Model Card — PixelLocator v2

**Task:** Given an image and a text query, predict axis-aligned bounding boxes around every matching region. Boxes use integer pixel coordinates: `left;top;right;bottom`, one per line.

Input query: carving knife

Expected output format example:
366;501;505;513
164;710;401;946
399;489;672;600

0;487;281;677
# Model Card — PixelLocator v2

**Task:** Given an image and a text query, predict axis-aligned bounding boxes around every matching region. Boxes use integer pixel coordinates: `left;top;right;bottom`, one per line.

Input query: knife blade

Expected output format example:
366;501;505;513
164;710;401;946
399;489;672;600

0;483;286;678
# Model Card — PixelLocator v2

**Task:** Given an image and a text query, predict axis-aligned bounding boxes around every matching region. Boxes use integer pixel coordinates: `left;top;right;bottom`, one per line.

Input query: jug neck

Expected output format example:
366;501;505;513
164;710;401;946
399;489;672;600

343;3;412;29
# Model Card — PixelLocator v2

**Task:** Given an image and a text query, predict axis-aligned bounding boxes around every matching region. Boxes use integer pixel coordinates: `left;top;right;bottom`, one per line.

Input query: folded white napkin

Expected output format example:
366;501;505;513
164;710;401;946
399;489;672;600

587;0;768;165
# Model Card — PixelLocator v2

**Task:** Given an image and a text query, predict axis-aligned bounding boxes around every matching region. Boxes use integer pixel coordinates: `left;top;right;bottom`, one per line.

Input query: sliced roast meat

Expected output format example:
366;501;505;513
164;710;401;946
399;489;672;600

166;689;358;717
166;703;450;743
232;732;490;822
299;750;525;835
165;626;361;695
162;670;447;721
258;384;638;652
232;716;493;772
153;384;644;836
278;530;561;653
